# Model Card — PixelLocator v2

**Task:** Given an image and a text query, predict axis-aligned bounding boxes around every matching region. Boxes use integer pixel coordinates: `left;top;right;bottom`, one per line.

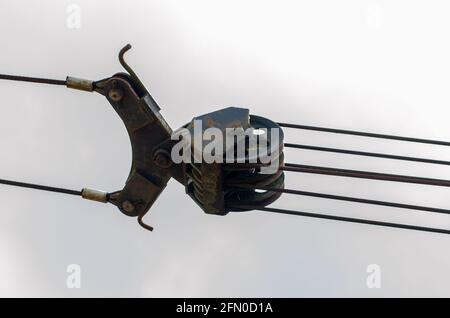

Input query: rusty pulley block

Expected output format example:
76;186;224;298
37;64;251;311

2;44;450;235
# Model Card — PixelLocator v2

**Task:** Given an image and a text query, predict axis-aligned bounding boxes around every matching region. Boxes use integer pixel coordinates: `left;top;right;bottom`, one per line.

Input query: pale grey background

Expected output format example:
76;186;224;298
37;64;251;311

0;0;449;297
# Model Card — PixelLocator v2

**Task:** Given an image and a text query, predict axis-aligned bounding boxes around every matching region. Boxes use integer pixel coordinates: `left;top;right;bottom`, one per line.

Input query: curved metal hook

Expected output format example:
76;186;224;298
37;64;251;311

118;44;149;96
138;211;154;232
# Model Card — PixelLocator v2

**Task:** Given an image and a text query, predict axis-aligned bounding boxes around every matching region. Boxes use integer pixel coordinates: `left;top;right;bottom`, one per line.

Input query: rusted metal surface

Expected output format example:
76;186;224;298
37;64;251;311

94;81;172;229
183;108;285;215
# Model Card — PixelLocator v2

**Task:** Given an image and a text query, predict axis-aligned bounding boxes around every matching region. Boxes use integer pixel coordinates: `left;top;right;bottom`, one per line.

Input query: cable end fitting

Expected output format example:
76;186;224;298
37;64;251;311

66;76;94;92
81;188;108;203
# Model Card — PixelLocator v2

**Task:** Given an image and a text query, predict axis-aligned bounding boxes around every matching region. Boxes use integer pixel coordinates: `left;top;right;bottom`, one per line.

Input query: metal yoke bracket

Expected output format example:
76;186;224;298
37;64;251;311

92;46;174;231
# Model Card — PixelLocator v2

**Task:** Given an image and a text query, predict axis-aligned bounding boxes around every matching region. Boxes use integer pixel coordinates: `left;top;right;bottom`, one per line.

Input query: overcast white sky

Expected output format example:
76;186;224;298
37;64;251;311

0;0;450;297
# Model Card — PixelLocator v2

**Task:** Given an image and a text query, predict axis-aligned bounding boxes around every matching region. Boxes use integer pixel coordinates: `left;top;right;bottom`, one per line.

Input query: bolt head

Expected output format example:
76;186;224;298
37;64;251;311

154;150;172;168
122;200;135;213
109;88;123;102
